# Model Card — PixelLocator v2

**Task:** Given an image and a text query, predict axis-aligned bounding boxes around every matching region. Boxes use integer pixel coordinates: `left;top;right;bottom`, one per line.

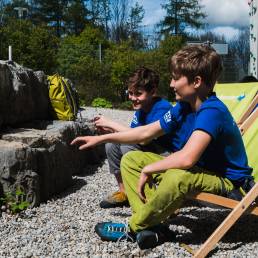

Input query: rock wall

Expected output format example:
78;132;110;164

0;61;104;207
0;61;50;128
0;120;104;206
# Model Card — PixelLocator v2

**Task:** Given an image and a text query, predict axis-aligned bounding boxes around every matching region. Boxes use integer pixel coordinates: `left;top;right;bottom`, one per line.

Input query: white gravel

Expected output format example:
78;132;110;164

0;107;258;258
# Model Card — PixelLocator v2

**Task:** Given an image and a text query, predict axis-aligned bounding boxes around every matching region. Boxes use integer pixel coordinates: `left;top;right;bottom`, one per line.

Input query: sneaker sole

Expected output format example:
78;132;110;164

99;201;129;209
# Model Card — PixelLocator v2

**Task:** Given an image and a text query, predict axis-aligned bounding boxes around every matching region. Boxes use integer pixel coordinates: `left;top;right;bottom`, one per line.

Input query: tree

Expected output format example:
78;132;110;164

188;31;226;44
32;0;68;37
228;27;250;76
0;0;8;23
71;56;112;104
127;2;145;49
88;0;111;37
1;0;29;22
160;0;206;36
57;25;108;77
152;35;185;99
109;0;128;42
109;0;145;46
57;25;111;104
65;0;90;35
0;18;59;73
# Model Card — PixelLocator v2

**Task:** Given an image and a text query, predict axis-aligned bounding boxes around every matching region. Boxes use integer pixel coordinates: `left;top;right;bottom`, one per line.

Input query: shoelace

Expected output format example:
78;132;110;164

107;223;134;242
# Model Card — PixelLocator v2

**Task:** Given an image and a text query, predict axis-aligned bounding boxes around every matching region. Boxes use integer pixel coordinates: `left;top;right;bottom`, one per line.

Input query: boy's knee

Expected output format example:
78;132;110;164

121;151;141;165
105;142;115;153
121;151;142;174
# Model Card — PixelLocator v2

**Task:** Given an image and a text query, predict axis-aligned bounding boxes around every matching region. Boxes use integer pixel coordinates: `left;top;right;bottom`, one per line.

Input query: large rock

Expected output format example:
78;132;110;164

0;120;104;206
0;61;50;128
0;61;105;207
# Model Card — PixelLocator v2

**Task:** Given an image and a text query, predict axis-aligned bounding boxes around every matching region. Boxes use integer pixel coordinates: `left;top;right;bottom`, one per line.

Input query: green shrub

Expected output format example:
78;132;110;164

0;188;30;214
117;101;133;110
91;97;113;108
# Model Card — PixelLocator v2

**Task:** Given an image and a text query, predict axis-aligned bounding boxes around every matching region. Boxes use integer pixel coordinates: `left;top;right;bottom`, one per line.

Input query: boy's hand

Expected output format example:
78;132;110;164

93;115;115;134
94;115;112;128
70;136;100;150
137;171;152;203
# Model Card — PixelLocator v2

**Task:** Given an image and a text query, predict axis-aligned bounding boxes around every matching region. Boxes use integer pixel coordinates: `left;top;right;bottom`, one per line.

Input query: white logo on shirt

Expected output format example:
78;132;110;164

164;111;171;123
132;114;138;125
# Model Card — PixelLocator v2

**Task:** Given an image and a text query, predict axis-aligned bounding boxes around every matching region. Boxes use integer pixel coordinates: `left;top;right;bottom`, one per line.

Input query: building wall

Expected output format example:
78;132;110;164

249;0;258;78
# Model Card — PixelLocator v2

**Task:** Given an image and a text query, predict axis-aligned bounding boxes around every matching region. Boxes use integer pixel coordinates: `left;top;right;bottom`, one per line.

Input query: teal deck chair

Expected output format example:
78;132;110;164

189;109;258;257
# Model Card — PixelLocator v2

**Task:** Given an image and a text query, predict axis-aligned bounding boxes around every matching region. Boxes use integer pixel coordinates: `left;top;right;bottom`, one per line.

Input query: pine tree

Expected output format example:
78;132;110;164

127;2;145;49
32;0;68;37
160;0;206;36
65;0;90;35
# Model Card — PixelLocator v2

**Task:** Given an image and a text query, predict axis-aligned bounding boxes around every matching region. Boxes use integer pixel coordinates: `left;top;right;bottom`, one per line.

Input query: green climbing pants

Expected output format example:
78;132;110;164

121;151;234;232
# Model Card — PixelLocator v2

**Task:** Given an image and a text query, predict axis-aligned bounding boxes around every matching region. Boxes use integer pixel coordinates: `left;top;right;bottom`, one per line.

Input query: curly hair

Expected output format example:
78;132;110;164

127;67;159;92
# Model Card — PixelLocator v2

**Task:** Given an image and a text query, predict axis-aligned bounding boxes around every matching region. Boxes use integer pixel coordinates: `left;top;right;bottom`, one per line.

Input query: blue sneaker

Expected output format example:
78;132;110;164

95;222;135;242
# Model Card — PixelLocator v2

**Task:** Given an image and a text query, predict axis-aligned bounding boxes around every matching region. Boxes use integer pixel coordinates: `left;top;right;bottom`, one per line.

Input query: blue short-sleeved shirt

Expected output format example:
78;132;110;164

160;101;196;152
160;94;252;184
130;97;172;149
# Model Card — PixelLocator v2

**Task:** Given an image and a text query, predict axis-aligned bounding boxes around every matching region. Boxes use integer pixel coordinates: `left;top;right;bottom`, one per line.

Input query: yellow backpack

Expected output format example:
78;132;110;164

48;74;80;121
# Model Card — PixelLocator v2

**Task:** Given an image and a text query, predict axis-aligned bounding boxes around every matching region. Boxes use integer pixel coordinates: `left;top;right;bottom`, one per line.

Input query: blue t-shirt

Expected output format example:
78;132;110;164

130;97;172;149
160;94;252;184
160;101;196;152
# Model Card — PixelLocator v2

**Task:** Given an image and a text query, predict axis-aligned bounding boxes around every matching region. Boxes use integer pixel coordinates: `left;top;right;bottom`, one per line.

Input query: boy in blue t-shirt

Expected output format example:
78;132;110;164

71;45;252;249
93;67;172;208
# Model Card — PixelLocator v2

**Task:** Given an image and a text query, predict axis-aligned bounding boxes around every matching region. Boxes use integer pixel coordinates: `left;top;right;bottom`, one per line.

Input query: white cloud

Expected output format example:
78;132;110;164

211;26;241;41
201;0;249;28
138;0;250;40
142;7;165;26
138;0;250;28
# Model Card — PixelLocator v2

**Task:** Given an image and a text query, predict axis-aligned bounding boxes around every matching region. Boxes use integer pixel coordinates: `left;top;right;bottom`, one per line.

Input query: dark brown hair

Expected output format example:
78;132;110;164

170;45;222;90
127;67;159;92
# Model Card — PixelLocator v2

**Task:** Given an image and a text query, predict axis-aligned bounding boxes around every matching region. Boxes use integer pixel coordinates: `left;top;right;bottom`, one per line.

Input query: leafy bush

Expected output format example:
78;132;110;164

91;97;113;108
0;19;59;74
0;188;30;214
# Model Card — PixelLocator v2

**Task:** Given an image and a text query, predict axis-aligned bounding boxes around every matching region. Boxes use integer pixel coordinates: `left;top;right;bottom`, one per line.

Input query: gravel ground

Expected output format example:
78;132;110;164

0;107;258;258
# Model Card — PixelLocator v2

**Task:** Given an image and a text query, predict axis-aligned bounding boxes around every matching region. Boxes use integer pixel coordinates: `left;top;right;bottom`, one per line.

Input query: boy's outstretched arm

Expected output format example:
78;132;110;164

138;130;212;202
71;121;164;150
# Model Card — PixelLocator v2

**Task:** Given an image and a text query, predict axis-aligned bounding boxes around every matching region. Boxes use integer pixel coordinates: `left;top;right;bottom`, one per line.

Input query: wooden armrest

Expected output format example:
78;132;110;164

190;192;258;216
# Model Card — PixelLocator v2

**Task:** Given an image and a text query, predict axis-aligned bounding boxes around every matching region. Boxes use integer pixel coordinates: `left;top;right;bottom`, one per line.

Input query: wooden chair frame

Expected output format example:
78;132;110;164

238;93;258;126
239;103;258;135
188;106;258;258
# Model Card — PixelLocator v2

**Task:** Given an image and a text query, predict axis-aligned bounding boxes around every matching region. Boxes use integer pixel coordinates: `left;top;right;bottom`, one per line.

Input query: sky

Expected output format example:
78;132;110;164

137;0;250;41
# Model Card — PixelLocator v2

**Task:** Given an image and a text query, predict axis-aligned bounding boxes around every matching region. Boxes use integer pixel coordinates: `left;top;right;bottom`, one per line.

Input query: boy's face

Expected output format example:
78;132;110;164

128;87;155;111
170;75;196;102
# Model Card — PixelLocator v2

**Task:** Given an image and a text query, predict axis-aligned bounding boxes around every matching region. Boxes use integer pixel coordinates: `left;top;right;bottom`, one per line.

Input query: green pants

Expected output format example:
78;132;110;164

121;151;234;232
